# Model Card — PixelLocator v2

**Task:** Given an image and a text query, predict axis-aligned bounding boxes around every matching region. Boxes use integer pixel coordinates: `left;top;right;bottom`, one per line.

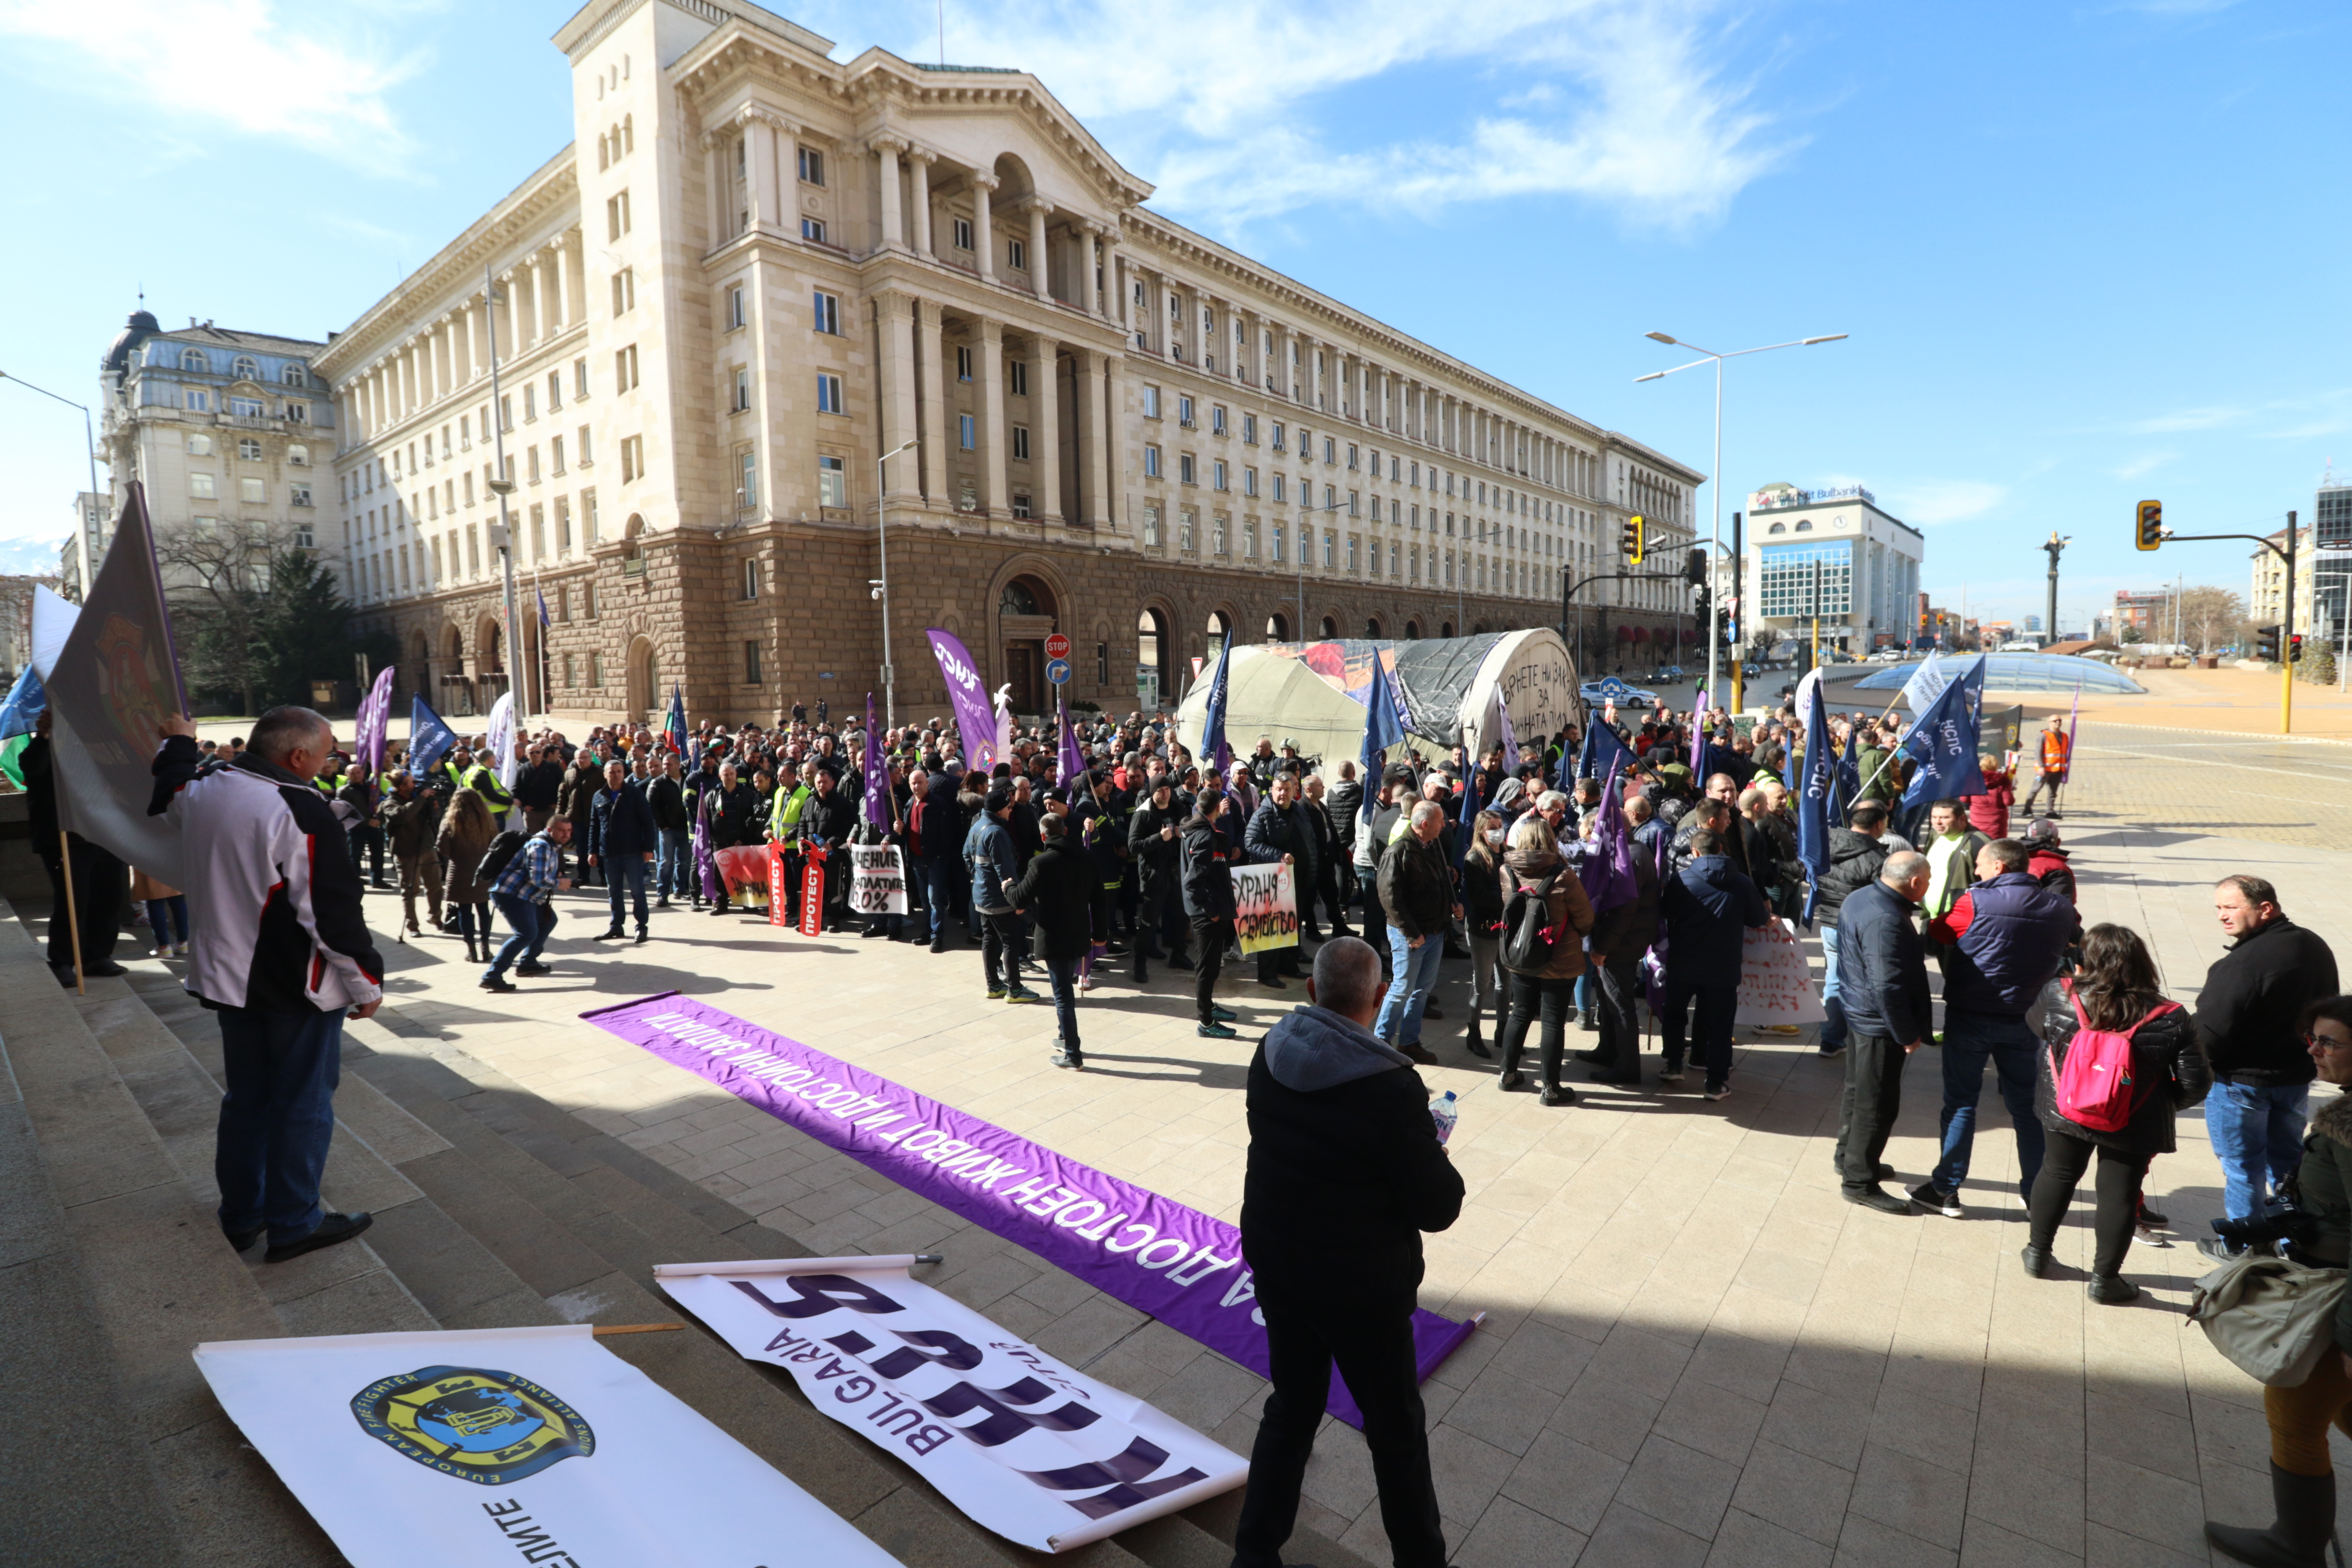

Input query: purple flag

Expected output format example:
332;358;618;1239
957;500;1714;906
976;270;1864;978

582;992;1477;1426
1688;689;1710;775
861;690;888;828
1577;758;1638;916
354;665;396;771
1496;694;1518;772
925;628;999;776
1057;692;1086;786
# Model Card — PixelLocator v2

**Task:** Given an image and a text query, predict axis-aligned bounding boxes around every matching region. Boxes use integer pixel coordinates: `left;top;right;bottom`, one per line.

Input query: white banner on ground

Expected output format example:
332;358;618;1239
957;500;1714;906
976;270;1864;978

850;844;909;915
1736;917;1830;1027
655;1256;1248;1553
193;1324;904;1568
1231;862;1298;955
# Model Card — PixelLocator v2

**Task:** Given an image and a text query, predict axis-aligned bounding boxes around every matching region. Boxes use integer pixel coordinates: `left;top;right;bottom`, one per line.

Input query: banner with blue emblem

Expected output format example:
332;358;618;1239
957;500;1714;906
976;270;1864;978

195;1323;906;1568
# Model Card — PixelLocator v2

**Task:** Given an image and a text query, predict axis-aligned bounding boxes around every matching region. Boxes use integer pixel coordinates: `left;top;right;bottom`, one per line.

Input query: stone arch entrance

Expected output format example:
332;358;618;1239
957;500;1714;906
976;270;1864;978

626;635;659;722
1136;604;1172;712
996;570;1060;715
1265;612;1289;643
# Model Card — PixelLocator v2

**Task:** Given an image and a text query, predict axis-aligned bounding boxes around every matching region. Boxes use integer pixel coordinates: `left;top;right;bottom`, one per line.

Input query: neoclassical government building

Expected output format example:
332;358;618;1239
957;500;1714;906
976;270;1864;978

320;0;1704;726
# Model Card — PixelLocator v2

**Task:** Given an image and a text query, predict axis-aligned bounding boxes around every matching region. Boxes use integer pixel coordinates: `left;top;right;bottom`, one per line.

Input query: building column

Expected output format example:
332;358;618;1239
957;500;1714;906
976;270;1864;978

978;317;1007;515
739;107;772;232
702;130;726;244
1083;224;1106;318
1026;202;1053;302
908;150;934;257
916;297;947;508
875;290;919;512
872;135;906;250
970;173;998;283
1032;334;1061;522
1082;348;1110;530
1106;236;1127;328
534;250;557;344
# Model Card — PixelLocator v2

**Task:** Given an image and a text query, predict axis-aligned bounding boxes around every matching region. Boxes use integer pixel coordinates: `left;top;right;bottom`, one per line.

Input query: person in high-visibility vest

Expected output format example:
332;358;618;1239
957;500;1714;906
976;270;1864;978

2019;714;2070;819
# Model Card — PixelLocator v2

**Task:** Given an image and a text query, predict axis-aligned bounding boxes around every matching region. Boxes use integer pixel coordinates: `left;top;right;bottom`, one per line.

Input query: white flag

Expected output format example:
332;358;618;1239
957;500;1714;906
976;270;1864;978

484;691;517;792
1901;649;1949;717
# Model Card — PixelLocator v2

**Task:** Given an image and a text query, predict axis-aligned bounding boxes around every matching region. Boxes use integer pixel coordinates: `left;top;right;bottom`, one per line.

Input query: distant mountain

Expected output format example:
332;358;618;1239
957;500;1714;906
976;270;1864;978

0;536;63;579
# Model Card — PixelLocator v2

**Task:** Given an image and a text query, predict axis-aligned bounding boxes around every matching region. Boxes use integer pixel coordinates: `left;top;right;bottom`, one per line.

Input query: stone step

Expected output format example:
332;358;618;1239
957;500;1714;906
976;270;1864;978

336;1009;1366;1568
0;906;339;1566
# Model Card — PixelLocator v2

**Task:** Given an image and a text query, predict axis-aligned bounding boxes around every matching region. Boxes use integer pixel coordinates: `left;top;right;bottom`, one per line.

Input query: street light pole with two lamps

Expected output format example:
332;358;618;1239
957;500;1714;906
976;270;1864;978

1636;331;1849;710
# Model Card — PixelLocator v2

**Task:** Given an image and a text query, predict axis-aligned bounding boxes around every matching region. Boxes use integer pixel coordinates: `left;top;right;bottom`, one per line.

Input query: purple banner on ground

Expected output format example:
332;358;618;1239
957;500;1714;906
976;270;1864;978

926;628;1001;777
582;992;1476;1426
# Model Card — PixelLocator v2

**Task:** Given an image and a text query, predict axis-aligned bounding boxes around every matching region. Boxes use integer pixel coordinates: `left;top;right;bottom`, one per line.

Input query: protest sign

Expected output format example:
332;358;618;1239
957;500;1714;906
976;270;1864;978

656;1256;1246;1553
850;845;909;915
583;994;1476;1426
1231;863;1297;955
800;848;826;937
193;1323;904;1568
769;843;794;928
1734;919;1830;1027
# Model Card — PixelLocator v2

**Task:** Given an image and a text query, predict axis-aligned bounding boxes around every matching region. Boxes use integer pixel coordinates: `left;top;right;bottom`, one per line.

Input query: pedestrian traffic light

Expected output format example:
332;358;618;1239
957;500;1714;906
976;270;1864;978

2291;632;2305;663
2135;499;2163;551
1621;514;1645;564
1684;547;1705;585
2255;624;2281;662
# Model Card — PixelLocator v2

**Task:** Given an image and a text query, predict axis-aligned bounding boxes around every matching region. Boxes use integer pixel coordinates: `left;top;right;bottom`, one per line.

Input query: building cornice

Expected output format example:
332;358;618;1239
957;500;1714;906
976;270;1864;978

314;149;580;383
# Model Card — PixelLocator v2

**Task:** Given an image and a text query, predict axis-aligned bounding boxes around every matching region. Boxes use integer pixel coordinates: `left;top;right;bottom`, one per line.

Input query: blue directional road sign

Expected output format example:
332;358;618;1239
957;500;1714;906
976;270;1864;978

1046;658;1072;686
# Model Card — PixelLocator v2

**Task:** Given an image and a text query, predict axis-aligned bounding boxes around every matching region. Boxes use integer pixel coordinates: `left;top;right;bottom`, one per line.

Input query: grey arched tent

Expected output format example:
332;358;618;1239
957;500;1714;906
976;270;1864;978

1175;630;1581;773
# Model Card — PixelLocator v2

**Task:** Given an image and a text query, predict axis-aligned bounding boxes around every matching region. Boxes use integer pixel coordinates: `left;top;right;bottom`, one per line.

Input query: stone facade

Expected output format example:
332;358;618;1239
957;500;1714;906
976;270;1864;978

316;0;1704;728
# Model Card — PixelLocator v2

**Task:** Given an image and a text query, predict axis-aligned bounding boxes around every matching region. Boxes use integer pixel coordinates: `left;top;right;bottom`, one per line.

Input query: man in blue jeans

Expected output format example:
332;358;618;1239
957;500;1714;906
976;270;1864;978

482;819;572;991
648;752;692;906
2195;875;2340;1239
1374;801;1455;1066
589;759;657;943
151;707;383;1264
1912;838;2076;1216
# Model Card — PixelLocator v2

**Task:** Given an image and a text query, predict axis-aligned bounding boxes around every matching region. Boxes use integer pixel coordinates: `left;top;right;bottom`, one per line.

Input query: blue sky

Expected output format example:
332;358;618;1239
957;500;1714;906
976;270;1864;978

0;0;2343;628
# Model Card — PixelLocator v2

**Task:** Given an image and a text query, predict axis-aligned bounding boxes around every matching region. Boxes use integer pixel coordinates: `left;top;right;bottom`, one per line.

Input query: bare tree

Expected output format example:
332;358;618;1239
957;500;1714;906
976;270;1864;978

2176;585;2247;655
156;519;279;715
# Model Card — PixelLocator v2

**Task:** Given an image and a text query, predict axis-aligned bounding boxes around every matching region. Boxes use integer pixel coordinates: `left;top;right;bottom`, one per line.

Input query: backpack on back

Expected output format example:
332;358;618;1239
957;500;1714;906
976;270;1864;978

2051;986;2180;1133
1502;870;1564;974
476;829;527;890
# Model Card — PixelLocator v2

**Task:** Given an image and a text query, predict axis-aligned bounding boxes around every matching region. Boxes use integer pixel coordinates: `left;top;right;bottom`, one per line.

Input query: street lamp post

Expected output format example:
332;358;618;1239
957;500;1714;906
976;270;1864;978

1;371;106;591
1637;331;1848;710
481;266;528;735
874;438;918;730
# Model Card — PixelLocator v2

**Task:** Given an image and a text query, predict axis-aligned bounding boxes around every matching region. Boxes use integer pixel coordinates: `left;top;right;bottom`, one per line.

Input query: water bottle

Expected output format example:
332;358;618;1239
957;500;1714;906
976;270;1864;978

1430;1090;1459;1145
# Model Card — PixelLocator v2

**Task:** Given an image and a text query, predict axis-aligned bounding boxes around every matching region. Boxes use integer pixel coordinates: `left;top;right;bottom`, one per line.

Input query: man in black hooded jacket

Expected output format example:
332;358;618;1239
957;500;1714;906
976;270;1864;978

1234;935;1463;1568
1810;800;1893;1059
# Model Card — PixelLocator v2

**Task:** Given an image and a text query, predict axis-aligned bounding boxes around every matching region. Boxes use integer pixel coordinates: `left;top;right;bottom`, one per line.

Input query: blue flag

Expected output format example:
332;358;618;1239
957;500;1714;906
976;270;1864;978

664;684;688;756
1794;676;1834;925
1200;635;1235;779
408;694;458;777
536;586;551;627
1358;654;1404;822
1575;714;1638;782
0;665;43;742
1898;655;1987;807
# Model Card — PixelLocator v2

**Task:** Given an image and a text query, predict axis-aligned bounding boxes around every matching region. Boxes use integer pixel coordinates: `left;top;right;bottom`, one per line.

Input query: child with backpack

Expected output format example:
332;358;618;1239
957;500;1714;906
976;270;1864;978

2021;923;2210;1304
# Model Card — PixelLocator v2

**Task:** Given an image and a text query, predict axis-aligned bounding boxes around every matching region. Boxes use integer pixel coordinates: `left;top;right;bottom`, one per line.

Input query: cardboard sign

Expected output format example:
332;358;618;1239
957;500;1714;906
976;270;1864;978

1230;862;1298;955
768;843;794;928
800;847;826;937
849;845;909;916
1735;918;1830;1026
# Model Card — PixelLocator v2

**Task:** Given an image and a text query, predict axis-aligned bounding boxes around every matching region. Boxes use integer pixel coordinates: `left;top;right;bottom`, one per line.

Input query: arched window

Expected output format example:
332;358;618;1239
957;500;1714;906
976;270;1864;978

1767;521;1785;535
1320;616;1338;638
1794;519;1813;533
1364;617;1383;638
281;363;306;386
1206;610;1228;656
622;113;634;154
1001;579;1041;616
1137;606;1167;689
1404;620;1422;640
286;443;309;466
1440;621;1455;638
1265;613;1288;642
179;347;207;371
231;355;260;380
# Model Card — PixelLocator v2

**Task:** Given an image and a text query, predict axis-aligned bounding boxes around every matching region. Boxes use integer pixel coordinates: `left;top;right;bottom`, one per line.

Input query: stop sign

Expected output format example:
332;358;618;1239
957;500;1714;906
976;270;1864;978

1044;633;1071;661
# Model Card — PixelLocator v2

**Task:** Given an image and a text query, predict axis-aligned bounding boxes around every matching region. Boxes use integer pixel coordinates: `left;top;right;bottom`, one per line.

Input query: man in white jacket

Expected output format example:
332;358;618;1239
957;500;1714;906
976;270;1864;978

153;707;383;1264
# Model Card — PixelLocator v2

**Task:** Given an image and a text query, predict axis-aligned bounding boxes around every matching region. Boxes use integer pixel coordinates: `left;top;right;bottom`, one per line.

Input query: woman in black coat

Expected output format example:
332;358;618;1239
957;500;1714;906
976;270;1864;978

1011;814;1099;1070
2020;922;2209;1304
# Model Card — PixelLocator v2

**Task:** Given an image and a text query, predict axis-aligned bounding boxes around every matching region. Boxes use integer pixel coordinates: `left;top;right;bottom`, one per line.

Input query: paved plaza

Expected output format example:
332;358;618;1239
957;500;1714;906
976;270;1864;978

270;734;2348;1568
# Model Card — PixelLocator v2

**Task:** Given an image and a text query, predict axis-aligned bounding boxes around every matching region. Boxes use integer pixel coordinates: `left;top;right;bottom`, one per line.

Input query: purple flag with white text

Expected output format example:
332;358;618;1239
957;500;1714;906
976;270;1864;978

354;665;396;771
925;628;1000;776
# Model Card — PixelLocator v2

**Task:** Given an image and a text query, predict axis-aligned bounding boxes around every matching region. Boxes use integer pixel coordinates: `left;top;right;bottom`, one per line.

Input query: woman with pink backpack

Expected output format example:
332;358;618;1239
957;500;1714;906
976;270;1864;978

2020;923;2210;1303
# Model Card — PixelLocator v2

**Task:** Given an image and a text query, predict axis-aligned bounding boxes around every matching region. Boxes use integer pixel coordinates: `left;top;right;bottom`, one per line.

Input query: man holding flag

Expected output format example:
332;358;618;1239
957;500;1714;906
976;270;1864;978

2020;710;2073;818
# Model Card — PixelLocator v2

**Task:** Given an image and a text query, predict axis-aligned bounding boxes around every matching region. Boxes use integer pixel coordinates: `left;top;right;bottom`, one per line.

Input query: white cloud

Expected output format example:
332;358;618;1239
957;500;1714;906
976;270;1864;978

891;0;1792;233
1881;479;2008;526
2115;405;2247;434
2113;452;2173;479
0;0;426;172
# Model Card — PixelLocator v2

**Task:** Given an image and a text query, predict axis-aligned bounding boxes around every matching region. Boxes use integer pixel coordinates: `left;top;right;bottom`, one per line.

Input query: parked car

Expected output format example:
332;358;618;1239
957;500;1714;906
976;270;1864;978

1580;680;1657;710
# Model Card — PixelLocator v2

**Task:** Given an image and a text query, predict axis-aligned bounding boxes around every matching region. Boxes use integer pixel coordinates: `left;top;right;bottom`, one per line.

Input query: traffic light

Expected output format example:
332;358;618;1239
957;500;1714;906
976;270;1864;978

2255;624;2281;662
1620;514;1645;564
2291;632;2305;663
1692;586;1711;625
2135;499;2163;551
1684;547;1706;585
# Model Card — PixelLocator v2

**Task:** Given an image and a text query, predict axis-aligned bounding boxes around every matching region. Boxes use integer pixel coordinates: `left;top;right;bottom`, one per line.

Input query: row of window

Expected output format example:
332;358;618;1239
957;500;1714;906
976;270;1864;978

186;434;311;465
153;346;308;385
1130;506;1548;592
188;473;310;506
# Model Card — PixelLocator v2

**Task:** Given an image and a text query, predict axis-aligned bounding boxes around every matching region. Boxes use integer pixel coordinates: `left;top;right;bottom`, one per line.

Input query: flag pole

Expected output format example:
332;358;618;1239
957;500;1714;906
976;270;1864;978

58;827;85;995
